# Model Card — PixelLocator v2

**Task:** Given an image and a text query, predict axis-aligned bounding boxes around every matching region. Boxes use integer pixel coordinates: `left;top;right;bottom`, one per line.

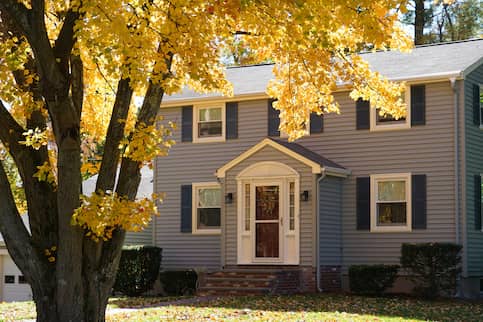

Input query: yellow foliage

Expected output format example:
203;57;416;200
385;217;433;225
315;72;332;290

72;192;162;242
1;0;419;239
33;161;57;186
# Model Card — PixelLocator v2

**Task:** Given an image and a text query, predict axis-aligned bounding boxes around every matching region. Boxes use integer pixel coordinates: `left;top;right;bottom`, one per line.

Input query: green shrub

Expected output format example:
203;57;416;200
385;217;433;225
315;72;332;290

349;264;399;295
400;243;462;299
159;270;198;295
113;245;162;296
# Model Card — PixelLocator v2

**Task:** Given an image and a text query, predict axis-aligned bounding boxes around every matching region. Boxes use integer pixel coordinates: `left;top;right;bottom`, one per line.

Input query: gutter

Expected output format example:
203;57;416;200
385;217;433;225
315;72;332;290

316;172;327;292
450;78;460;246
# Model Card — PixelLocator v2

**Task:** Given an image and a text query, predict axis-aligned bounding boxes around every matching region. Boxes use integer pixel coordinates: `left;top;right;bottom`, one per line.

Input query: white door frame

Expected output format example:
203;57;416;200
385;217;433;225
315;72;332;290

236;161;300;265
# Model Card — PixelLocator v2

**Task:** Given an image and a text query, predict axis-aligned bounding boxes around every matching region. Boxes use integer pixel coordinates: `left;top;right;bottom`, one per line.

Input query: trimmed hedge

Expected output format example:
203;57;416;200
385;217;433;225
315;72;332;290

349;264;399;295
113;245;162;296
159;270;198;295
400;243;462;299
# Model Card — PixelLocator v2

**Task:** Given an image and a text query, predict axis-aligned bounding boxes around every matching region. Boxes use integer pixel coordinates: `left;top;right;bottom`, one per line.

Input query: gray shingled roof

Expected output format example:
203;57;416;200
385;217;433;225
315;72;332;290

269;138;347;172
164;39;482;103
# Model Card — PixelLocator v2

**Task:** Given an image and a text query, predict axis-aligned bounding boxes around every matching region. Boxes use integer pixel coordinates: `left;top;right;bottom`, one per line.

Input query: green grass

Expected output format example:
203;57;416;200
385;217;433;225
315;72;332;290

1;294;482;321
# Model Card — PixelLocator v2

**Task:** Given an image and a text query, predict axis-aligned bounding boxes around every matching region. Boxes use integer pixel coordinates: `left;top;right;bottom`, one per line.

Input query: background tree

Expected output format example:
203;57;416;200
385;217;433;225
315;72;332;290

0;1;412;321
402;0;482;45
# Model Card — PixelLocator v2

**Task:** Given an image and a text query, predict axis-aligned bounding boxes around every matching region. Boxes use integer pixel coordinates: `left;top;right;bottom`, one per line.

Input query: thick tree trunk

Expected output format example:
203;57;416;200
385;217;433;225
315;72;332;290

414;0;425;45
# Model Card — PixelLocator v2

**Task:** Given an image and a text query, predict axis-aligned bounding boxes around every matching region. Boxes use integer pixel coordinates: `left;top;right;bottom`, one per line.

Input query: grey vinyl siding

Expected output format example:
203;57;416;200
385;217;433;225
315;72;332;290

156;81;458;272
292;81;457;270
124;223;153;246
319;177;343;266
224;145;315;266
154;100;270;271
465;64;483;277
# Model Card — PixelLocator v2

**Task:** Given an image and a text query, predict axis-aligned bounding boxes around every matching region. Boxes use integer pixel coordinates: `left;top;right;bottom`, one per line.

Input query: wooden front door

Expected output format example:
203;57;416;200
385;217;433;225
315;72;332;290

254;185;281;259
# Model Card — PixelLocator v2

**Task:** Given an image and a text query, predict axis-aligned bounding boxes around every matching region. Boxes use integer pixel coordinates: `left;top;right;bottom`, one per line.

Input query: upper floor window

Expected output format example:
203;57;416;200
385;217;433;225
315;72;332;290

192;182;221;234
371;173;412;232
371;88;410;131
193;104;225;142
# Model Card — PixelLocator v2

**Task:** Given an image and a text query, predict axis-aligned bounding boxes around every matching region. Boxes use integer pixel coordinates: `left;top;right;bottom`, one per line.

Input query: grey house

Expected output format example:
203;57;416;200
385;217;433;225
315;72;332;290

151;39;483;297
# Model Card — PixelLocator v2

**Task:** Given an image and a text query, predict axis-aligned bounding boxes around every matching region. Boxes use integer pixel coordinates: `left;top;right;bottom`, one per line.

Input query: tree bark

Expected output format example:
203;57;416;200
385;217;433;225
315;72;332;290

414;0;425;45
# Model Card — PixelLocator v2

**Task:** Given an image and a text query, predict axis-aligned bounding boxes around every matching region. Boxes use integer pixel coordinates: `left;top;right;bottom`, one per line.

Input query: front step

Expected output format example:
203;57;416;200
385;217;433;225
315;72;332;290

197;270;278;296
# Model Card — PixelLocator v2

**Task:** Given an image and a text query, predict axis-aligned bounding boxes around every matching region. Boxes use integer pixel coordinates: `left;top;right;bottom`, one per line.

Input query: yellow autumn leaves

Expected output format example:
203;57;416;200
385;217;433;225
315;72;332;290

72;192;163;242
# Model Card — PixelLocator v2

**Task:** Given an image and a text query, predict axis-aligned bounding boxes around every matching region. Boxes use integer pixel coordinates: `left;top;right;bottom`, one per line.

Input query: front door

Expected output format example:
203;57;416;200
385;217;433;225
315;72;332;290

254;185;281;260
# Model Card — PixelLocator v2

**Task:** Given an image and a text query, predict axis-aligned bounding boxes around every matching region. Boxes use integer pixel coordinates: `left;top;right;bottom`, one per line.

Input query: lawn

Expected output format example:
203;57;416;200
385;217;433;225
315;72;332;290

1;294;482;321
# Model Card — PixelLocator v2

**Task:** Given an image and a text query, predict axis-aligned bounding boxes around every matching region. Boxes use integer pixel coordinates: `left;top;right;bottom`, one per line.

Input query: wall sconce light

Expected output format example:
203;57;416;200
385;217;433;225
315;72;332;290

301;190;309;202
225;193;233;204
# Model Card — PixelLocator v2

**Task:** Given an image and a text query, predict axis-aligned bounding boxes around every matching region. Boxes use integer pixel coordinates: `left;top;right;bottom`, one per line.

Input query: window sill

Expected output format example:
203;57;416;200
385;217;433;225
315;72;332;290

370;226;412;233
370;123;411;132
191;229;221;235
192;136;226;144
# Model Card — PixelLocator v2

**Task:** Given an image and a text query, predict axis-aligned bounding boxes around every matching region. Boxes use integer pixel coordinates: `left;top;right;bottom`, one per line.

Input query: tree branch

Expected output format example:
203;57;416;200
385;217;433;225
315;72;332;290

0;160;47;286
96;77;134;193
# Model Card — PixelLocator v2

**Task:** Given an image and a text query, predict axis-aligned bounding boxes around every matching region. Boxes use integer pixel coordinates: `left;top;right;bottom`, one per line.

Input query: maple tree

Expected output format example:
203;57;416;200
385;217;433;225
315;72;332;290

0;1;414;321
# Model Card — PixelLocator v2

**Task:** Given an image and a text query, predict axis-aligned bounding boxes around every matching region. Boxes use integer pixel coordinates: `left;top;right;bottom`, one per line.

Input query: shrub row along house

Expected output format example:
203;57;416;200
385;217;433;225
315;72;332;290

152;39;483;297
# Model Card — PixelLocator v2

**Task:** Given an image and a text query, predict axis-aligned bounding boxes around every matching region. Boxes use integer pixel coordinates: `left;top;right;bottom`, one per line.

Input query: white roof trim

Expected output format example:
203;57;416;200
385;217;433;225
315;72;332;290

324;166;351;177
215;138;322;178
161;72;465;106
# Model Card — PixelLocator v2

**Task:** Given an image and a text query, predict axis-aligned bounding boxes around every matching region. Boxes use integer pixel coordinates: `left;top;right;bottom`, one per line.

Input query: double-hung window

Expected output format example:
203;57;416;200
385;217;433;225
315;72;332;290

193;104;225;142
192;183;221;234
371;87;410;131
371;173;411;232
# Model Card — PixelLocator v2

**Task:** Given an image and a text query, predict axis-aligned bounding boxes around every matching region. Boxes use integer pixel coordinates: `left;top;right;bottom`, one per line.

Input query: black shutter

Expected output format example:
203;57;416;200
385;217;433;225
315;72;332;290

356;99;370;130
356;177;370;230
412;174;427;229
310;112;323;134
268;99;280;136
226;102;238;139
475;175;482;230
181;185;192;233
473;84;481;126
181;106;193;142
411;85;426;126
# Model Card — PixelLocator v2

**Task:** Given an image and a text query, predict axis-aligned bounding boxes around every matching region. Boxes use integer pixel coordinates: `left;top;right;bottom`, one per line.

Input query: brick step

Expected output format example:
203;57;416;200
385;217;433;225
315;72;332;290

207;271;277;279
198;286;270;296
204;278;272;288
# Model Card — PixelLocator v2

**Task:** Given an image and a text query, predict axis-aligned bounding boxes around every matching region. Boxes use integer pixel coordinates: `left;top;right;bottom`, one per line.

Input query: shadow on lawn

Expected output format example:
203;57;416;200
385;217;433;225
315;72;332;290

174;294;483;322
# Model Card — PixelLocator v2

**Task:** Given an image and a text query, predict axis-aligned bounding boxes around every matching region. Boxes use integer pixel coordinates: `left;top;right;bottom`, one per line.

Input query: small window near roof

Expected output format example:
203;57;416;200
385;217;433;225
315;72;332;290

192;183;221;234
4;275;15;284
371;88;410;131
371;173;412;232
193;104;225;142
18;275;27;284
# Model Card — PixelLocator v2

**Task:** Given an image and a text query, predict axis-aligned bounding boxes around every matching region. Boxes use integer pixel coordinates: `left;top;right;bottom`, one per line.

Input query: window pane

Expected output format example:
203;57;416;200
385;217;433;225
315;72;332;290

256;186;279;220
289;182;295;230
199;107;221;122
377;202;407;225
18;275;27;284
198;188;220;208
256;223;279;257
4;275;14;284
199;121;222;137
376;108;406;124
245;184;250;231
378;180;405;201
197;208;221;229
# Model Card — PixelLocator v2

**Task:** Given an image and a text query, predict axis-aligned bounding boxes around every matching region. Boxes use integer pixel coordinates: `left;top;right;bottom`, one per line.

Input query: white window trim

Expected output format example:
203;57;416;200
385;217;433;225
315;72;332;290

370;86;411;132
480;173;483;233
370;173;412;233
192;182;221;235
192;103;226;143
479;84;483;130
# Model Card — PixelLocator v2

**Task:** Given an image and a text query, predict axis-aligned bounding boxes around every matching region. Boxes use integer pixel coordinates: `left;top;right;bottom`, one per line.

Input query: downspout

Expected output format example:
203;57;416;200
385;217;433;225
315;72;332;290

450;77;460;246
316;172;327;292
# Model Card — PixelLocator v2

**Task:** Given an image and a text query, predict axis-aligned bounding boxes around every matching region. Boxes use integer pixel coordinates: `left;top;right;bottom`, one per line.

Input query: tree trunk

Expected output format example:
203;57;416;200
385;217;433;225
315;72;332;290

414;0;425;45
